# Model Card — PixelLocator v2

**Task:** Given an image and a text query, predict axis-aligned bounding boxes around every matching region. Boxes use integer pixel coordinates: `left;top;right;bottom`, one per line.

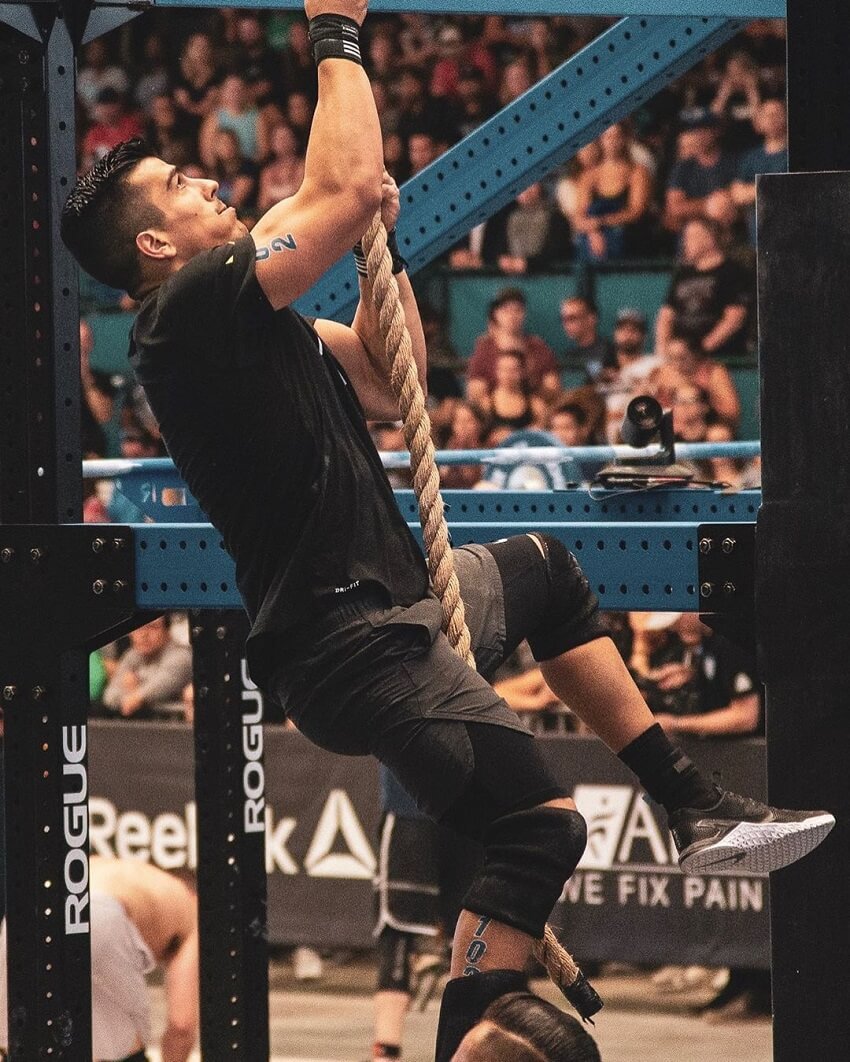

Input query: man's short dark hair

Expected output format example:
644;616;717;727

483;992;602;1061
61;138;165;296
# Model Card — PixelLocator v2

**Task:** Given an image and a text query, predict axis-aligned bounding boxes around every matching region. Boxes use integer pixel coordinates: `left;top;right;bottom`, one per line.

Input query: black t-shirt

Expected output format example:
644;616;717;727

129;236;428;683
665;259;751;356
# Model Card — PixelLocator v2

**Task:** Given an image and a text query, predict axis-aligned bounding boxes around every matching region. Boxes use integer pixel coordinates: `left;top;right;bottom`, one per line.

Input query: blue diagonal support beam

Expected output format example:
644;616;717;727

289;15;744;320
150;1;783;16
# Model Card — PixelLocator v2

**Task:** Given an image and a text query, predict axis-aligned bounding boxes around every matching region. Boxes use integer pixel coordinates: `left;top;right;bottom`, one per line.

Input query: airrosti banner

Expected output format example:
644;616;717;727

86;722;769;965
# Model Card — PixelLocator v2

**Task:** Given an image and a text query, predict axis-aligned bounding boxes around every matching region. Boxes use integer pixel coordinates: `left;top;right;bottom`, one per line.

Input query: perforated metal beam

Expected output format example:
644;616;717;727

293;14;744;319
151;0;783;15
128;487;757;612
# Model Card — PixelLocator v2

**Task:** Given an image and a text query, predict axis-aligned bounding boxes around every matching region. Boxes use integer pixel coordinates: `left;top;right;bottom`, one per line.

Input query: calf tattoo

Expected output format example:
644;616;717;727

255;234;298;260
463;916;492;977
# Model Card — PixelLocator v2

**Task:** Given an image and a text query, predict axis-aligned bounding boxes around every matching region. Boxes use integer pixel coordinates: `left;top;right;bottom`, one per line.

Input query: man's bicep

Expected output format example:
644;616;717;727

251;191;361;311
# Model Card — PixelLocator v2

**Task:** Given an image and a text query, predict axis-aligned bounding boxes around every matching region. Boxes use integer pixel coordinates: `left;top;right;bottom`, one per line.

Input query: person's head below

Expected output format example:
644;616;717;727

681;216;724;266
61;139;248;300
549;402;591;447
612;308;646;358
129;613;172;661
452;992;601;1061
489;288;527;337
494;350;530;394
560;296;598;346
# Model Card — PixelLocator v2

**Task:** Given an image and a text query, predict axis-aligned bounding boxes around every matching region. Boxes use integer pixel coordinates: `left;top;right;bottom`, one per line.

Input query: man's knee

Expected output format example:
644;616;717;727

461;803;587;939
526;533;607;661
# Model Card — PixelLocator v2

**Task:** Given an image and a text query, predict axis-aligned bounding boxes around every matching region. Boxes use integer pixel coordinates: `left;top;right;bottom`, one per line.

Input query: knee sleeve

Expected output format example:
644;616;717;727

526;533;607;661
377;926;413;993
461;804;588;939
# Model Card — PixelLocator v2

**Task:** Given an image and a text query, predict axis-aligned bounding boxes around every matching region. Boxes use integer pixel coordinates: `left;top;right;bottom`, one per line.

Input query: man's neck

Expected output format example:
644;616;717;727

764;134;787;154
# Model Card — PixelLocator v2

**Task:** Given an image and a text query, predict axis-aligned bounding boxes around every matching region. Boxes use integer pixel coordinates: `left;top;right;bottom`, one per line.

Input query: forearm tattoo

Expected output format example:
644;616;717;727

463;916;492;976
255;234;298;260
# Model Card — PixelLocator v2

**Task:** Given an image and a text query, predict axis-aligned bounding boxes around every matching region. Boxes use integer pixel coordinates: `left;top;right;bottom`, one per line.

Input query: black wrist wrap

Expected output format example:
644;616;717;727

308;14;362;66
353;242;368;278
386;229;408;275
353;229;407;279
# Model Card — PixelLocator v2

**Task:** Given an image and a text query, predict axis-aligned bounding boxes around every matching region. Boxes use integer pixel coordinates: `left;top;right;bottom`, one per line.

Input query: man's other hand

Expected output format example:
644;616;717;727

380;169;400;233
305;0;368;26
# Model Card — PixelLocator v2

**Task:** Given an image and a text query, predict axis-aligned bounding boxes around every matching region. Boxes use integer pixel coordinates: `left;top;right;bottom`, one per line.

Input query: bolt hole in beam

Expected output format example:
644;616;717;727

293;12;747;319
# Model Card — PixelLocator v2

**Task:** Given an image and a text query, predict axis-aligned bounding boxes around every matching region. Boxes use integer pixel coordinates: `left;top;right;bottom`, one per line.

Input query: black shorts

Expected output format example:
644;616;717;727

268;537;586;837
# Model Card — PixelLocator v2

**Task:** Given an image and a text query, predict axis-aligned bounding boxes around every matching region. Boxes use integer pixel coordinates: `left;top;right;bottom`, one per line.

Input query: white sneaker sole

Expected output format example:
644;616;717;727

679;813;835;875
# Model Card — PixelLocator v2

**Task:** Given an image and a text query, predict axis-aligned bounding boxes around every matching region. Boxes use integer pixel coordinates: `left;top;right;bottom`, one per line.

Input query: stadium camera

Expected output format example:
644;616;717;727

596;395;695;488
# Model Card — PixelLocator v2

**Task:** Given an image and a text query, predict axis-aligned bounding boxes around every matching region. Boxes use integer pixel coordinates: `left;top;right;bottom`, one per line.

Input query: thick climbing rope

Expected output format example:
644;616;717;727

360;213;601;1021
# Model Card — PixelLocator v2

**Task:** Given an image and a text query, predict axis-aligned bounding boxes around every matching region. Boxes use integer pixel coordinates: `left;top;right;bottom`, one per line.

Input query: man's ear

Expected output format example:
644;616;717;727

136;229;176;262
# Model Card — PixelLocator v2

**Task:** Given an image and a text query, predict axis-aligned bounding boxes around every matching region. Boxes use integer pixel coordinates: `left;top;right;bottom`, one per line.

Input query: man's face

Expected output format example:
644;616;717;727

682;220;715;263
130;156;248;270
614;320;645;353
492;300;526;334
551;411;586;447
560;299;593;341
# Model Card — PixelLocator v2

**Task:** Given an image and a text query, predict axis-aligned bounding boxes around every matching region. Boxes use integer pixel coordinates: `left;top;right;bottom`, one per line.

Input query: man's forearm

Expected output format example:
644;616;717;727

302;60;382;202
352;270;427;396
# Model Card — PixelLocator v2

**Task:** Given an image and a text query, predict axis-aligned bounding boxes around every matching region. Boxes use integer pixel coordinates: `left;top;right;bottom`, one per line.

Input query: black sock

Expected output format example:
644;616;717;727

373;1045;401;1060
618;723;718;815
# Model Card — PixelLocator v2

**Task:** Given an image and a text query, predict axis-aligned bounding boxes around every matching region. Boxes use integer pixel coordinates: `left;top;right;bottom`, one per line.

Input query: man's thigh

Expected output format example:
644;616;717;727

372;713;567;840
453;536;552;678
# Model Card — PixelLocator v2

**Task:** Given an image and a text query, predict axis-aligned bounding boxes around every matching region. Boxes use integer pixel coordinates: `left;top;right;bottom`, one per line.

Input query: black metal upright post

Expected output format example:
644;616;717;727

191;610;270;1059
0;5;92;1057
786;0;850;172
757;171;850;1061
756;8;850;1060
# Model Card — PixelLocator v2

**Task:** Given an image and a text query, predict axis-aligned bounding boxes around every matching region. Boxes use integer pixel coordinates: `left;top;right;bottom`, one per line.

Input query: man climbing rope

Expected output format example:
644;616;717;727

60;2;833;1057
